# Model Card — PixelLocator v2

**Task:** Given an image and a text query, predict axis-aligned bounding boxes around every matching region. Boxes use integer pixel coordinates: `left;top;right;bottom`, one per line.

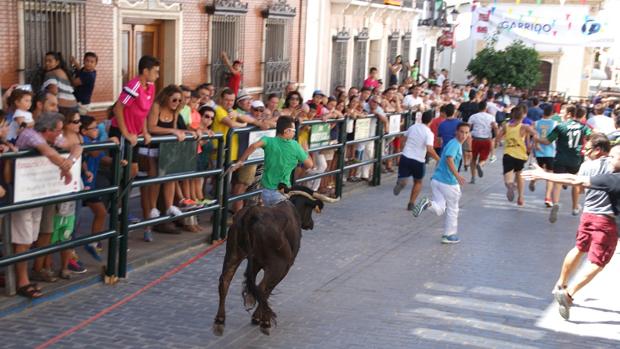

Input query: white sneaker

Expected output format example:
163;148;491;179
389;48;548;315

166;205;183;217
149;208;161;219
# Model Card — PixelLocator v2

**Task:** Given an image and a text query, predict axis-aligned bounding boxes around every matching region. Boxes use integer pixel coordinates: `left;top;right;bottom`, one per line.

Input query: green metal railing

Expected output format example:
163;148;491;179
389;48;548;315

0;111;413;296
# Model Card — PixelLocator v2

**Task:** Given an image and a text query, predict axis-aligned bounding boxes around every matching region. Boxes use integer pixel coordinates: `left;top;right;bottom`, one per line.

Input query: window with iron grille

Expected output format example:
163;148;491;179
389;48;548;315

352;28;369;89
22;0;86;87
399;32;411;83
429;46;436;76
264;18;292;97
386;32;399;85
209;14;245;91
330;29;350;95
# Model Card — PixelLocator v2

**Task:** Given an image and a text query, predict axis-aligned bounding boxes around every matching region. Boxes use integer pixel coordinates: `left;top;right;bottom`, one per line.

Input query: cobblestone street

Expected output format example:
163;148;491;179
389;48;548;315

1;159;619;349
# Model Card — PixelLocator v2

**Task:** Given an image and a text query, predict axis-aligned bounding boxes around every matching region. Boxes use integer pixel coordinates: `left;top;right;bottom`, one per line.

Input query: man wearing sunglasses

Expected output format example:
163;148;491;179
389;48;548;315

229;116;313;206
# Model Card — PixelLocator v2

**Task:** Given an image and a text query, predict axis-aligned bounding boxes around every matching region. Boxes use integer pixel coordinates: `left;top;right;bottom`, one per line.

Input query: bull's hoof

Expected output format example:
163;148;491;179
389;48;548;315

213;317;225;336
251;317;260;325
212;323;225;336
243;293;256;310
259;324;271;336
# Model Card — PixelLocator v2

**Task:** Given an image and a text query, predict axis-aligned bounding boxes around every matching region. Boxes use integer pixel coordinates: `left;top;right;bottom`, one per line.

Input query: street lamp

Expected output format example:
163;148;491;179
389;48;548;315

448;7;460;82
450;7;460;23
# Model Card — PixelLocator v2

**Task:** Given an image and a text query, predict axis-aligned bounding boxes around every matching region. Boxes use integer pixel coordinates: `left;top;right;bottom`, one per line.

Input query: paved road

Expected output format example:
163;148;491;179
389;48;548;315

1;158;619;348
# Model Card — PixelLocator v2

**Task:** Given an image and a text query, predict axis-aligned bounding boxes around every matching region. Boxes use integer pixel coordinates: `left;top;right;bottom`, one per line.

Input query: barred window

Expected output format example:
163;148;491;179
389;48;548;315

22;0;86;86
264;18;292;97
352;28;369;89
386;32;399;84
330;29;350;95
400;32;411;83
209;15;245;91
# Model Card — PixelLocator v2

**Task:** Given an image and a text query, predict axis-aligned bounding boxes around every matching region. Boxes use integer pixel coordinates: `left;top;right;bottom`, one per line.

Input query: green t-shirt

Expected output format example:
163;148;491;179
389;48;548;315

546;119;591;167
261;136;308;189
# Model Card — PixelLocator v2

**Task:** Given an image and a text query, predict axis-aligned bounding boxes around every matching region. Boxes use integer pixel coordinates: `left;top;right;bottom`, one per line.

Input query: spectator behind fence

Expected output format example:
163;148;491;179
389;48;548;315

110;55;159;177
33;91;59;120
11;112;81;299
42;51;79;115
6;88;34;142
71;52;98;115
221;51;243;96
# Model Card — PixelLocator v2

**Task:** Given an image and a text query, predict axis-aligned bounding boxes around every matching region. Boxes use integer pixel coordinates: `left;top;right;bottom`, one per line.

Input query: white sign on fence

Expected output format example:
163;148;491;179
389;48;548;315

388;114;401;134
247;129;276;160
13;154;82;203
354;118;371;140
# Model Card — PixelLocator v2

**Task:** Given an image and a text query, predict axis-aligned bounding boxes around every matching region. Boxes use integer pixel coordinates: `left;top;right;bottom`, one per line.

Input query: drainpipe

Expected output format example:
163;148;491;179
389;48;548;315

297;0;304;84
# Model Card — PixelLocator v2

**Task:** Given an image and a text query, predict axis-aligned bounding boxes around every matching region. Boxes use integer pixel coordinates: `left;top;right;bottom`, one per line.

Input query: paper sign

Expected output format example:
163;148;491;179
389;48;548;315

354;118;371;140
14;154;82;203
248;129;276;160
388;114;402;134
309;124;331;148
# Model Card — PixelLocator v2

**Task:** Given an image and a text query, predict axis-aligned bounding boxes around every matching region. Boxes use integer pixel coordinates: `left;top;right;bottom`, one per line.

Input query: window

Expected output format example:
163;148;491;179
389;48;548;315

22;0;86;86
429;46;436;76
400;32;411;83
386;31;399;85
207;1;248;91
262;0;296;98
330;29;350;95
352;28;369;89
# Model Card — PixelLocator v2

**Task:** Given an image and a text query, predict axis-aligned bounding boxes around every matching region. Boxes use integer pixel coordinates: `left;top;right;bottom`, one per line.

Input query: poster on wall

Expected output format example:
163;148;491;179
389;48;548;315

471;5;614;47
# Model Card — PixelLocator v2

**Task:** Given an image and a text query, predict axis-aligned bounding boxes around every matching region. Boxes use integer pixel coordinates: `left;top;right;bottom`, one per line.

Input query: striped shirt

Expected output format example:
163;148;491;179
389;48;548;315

42;71;77;103
110;77;155;135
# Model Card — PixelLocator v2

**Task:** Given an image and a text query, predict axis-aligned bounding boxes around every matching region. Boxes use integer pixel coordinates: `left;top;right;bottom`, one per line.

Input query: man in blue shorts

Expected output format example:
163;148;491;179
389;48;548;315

393;110;440;210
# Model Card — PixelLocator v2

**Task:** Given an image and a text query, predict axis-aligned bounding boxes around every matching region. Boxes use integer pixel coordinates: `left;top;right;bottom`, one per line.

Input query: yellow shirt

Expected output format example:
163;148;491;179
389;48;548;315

211;105;240;161
504;122;528;160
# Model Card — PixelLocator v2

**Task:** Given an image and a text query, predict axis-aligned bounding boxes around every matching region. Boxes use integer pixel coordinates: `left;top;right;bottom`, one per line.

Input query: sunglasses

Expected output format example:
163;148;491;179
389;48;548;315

253;108;265;112
70;119;81;124
171;98;182;103
202;114;214;119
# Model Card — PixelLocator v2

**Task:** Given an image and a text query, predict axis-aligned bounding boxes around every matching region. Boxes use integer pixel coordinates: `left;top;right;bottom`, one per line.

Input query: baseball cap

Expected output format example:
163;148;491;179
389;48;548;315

251;100;265;109
313;89;325;97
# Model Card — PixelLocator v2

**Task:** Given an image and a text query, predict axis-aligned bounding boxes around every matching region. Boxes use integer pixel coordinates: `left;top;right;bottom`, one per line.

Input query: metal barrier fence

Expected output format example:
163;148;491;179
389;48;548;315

0;111;413;296
0;141;121;295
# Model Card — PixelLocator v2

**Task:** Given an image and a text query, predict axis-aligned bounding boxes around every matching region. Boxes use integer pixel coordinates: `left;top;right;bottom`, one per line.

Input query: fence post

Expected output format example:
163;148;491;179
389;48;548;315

2;216;16;295
219;129;234;241
117;143;133;278
105;144;121;282
211;137;224;243
372;117;384;186
335;118;347;198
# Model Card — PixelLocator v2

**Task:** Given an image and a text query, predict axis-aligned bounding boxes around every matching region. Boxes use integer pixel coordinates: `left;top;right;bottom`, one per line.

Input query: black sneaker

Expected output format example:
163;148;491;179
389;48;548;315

476;164;483;178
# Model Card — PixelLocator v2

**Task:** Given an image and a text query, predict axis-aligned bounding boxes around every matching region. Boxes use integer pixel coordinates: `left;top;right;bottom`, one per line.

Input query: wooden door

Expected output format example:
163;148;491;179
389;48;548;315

121;23;161;90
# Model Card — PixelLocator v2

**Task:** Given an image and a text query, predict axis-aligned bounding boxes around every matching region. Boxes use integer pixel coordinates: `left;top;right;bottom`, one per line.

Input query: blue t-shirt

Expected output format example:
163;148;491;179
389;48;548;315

432;138;462;185
437;118;460;150
527;106;544;122
82;136;104;189
534;119;557;158
74;69;97;105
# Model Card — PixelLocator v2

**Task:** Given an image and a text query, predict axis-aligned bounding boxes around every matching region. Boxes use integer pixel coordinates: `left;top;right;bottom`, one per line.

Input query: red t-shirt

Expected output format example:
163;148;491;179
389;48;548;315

228;72;242;96
111;77;155;135
429;116;446;148
363;78;379;89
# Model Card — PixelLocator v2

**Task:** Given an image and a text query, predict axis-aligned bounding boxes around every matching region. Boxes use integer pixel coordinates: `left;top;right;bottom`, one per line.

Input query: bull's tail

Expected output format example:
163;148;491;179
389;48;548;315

241;207;262;311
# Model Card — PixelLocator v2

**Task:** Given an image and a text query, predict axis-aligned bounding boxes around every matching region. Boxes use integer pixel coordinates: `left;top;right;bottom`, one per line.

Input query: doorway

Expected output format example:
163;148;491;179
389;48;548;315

368;40;381;78
121;23;162;90
534;60;552;93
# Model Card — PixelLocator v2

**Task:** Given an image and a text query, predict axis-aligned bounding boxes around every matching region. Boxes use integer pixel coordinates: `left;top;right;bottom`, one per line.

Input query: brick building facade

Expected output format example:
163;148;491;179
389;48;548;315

0;0;306;118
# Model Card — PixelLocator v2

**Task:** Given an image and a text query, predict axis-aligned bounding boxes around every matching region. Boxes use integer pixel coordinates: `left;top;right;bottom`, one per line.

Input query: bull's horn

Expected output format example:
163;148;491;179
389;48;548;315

312;192;340;203
286;190;316;201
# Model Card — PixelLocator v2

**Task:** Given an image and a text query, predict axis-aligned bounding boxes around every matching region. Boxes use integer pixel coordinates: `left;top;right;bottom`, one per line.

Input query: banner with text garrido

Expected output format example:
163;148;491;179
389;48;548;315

471;5;614;47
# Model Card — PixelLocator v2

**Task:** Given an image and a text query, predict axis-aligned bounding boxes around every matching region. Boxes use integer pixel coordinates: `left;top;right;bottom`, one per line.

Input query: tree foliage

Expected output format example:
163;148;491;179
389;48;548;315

466;41;541;89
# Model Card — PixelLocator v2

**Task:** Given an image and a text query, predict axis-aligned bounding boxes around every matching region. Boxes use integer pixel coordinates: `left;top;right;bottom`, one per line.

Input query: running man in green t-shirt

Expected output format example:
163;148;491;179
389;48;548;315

539;105;592;222
229;116;314;206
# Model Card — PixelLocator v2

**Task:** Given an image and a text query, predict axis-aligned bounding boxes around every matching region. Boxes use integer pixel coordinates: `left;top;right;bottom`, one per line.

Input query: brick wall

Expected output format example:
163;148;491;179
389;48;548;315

85;1;115;107
0;0;20;91
181;0;209;87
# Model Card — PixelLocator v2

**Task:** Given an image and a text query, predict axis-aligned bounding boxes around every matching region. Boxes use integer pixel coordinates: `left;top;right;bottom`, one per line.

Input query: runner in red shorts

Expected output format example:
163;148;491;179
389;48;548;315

523;135;618;320
467;101;497;184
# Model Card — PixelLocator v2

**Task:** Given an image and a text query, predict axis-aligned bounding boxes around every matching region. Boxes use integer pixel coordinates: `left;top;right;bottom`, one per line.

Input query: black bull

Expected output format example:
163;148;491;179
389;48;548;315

213;186;338;336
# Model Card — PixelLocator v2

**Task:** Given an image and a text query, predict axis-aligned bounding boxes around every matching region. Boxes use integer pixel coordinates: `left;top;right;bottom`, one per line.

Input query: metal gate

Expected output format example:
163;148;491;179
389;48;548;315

330;28;350;95
264;18;291;97
22;0;86;87
352;28;369;89
386;31;399;86
400;32;411;83
209;15;245;91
